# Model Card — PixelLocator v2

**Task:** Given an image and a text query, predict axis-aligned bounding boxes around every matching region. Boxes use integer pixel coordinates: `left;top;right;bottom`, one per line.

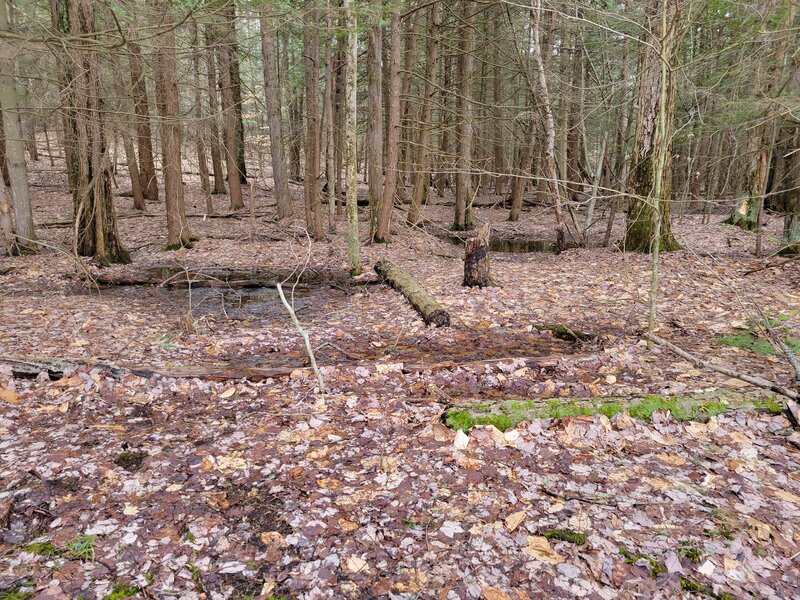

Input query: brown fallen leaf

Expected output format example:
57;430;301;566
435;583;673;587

523;536;565;564
52;374;81;387
504;510;526;532
394;569;428;593
0;388;19;404
481;585;513;600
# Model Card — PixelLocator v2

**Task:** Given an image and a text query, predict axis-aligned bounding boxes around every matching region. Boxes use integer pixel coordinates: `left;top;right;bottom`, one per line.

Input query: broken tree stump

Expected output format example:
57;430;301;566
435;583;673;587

463;223;492;288
374;259;451;327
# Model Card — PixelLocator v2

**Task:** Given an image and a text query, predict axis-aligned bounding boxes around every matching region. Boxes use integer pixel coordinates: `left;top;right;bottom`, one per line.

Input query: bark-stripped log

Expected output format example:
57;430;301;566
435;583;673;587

375;259;450;327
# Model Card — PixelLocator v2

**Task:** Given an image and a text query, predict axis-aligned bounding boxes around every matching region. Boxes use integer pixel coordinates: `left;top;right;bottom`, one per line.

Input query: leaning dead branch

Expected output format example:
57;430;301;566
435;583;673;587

644;333;798;401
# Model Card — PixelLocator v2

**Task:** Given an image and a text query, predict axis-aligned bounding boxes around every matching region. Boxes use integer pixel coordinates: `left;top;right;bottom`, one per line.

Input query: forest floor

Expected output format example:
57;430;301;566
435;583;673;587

1;166;800;599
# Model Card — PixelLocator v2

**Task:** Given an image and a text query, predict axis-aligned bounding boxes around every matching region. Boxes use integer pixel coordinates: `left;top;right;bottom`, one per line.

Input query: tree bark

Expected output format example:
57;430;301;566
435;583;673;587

215;22;244;211
623;0;682;253
780;130;800;255
463;223;492;288
374;8;401;243
191;20;213;216
323;0;336;232
454;0;475;231
0;0;35;252
407;1;441;226
203;26;226;196
367;13;384;237
127;39;158;202
222;1;247;185
343;0;361;275
150;0;191;248
260;5;293;220
304;0;324;240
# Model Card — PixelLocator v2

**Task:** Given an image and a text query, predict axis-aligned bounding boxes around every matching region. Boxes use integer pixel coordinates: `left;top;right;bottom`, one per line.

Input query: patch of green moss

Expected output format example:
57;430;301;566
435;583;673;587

105;582;139;600
445;410;475;432
677;541;702;563
619;547;666;578
542;529;586;546
24;541;61;557
718;332;800;356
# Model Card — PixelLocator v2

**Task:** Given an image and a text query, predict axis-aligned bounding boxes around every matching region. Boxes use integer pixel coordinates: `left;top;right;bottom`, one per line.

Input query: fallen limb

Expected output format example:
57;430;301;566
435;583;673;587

644;332;798;400
538;323;597;342
374;259;451;327
277;282;325;393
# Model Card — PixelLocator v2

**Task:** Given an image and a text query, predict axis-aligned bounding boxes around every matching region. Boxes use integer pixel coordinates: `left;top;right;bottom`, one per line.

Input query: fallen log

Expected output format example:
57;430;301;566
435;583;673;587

374;259;451;327
88;266;380;289
644;332;798;400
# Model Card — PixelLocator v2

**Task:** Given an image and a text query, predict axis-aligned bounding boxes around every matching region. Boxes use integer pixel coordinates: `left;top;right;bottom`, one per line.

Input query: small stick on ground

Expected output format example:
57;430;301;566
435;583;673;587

644;332;798;400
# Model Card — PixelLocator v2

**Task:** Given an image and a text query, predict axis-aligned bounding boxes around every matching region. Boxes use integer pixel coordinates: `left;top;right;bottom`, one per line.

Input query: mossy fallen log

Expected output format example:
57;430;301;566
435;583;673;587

374;259;451;327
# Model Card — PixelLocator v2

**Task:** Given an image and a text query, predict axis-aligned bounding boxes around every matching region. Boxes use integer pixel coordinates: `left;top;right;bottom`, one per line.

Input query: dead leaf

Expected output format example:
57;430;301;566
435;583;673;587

394;569;427;593
219;387;236;398
52;374;81;387
481;585;513;600
0;388;19;404
345;556;369;574
504;510;526;532
523;536;565;564
453;429;469;450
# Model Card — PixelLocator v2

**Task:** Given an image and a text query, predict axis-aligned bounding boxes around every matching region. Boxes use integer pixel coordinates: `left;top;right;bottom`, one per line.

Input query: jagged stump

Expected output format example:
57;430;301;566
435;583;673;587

463;223;492;288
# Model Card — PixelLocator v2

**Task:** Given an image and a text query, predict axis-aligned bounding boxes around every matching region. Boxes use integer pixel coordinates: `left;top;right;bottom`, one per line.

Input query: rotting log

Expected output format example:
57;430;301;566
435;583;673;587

87;266;381;289
538;323;597;342
463;223;492;287
374;259;451;327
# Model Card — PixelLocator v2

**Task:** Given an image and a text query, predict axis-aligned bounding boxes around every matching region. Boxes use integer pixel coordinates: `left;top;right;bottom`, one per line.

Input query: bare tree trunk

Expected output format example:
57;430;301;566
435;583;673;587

127;39;158;202
399;12;422;196
215;22;244;211
343;0;361;275
408;1;441;226
454;0;475;231
222;1;247;185
531;0;566;249
374;9;401;243
304;0;324;240
0;0;35;251
367;13;384;237
204;26;226;196
435;54;452;197
191;20;212;216
19;78;38;162
780;129;800;255
492;7;506;197
0;183;15;255
150;0;191;248
260;5;293;219
323;0;336;232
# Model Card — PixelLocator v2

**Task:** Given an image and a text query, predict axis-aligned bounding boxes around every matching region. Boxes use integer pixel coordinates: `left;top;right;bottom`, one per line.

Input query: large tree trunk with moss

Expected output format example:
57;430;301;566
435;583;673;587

623;0;681;253
60;0;128;265
0;0;35;252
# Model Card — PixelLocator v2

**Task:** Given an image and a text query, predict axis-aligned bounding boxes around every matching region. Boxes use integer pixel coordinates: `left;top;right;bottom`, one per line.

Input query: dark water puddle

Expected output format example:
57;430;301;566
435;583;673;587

440;230;563;253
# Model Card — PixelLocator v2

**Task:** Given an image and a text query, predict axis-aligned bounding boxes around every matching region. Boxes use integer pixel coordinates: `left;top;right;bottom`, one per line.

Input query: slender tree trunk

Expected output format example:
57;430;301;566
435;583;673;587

435;54;452;197
0;0;35;251
780;129;800;255
509;115;536;222
49;0;77;192
19;78;38;162
222;1;247;185
454;0;476;231
150;0;191;248
492;8;506;197
343;0;361;275
408;1;441;226
531;0;566;249
127;39;158;202
215;23;244;211
191;21;212;216
399;12;422;196
204;26;226;196
623;0;682;253
304;0;324;240
260;5;293;219
374;9;401;243
367;13;384;237
323;0;336;232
